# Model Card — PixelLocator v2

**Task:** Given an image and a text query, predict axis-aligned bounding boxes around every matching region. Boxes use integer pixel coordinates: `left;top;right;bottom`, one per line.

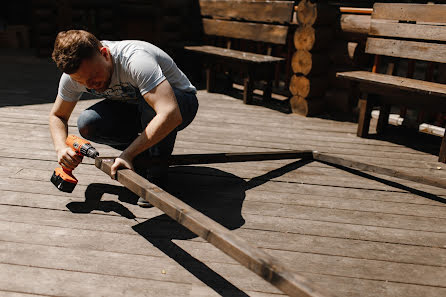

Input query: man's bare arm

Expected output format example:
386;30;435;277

110;79;182;177
49;95;82;170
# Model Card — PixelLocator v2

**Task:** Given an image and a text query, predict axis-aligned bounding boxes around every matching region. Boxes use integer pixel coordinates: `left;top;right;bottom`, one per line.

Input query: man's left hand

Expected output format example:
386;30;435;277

110;153;134;179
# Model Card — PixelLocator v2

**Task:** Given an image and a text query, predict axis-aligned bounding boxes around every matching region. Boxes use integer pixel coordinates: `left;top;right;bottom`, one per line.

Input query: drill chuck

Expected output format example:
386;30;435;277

79;143;99;158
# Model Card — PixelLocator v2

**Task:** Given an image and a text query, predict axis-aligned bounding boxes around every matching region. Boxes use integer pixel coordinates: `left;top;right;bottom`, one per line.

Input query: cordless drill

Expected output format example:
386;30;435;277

51;135;99;193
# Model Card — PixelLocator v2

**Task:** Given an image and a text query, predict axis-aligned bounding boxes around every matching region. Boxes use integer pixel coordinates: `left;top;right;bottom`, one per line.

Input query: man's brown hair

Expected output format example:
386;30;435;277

52;30;103;74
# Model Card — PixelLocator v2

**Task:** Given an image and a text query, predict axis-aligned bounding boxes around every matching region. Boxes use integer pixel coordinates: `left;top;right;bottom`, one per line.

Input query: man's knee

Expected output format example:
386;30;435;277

77;109;99;140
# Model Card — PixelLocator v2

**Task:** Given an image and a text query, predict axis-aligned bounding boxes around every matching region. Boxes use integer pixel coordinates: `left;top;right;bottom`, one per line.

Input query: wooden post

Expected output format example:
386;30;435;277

243;71;254;104
357;94;373;137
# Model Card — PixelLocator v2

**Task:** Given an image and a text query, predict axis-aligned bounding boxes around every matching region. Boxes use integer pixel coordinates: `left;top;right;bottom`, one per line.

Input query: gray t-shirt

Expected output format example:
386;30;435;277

57;40;196;102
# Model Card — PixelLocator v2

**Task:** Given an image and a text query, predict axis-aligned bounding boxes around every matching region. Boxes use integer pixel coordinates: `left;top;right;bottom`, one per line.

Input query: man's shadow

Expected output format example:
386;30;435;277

67;159;311;296
133;160;311;296
66;183;139;220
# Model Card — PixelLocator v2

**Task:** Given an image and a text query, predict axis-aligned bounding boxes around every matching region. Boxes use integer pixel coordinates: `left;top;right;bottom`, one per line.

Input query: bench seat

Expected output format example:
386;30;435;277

337;71;446;98
185;45;285;64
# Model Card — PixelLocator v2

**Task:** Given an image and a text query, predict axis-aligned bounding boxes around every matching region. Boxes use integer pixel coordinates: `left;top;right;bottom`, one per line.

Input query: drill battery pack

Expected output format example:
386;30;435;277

51;167;78;193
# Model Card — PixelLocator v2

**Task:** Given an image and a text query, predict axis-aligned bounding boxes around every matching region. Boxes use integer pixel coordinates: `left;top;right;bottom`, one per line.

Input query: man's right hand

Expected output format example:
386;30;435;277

57;147;83;170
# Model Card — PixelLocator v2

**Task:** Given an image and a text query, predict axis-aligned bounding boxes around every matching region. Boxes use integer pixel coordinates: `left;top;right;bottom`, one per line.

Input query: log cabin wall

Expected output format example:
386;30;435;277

289;0;339;116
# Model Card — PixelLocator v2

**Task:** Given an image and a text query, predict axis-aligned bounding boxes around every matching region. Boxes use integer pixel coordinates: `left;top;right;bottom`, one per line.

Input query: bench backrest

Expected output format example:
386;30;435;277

366;3;446;63
199;0;294;45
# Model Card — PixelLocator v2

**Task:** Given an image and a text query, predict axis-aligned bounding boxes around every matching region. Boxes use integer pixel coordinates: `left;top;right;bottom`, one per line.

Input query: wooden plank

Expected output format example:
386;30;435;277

199;0;294;24
336;71;446;98
3;202;444;250
0;240;284;295
312;152;446;190
370;20;446;42
0;263;220;297
372;3;446;24
366;37;446;63
3;239;446;290
95;158;332;297
185;45;284;63
202;19;289;44
4;218;444;270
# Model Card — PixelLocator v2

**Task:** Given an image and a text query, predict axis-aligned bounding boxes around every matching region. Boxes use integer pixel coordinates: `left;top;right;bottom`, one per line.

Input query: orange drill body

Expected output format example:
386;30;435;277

51;135;99;193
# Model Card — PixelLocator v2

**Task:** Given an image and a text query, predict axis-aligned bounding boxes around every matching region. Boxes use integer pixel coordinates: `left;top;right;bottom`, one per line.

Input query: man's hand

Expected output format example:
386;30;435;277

57;147;83;170
110;153;134;180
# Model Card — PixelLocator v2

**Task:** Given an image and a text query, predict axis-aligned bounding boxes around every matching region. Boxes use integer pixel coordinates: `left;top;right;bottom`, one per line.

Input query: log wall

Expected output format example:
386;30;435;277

289;0;339;116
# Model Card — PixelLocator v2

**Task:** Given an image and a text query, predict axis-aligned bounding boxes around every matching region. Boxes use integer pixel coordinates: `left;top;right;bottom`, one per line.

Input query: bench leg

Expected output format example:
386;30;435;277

263;80;272;102
439;127;446;163
243;74;254;104
376;104;390;134
263;68;274;102
206;68;215;93
357;94;373;137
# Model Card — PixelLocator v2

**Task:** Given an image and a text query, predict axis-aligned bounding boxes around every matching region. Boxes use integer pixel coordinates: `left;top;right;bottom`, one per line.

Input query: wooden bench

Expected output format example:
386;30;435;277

184;0;294;104
337;3;446;162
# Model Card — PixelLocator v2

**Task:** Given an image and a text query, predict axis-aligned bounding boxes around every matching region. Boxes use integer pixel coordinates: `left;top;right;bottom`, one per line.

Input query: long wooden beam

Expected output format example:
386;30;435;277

132;150;446;190
95;157;331;297
312;151;446;190
134;150;314;167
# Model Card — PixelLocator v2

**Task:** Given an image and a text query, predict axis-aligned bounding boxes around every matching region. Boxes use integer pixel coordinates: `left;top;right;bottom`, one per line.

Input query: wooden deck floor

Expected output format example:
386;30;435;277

1;50;445;297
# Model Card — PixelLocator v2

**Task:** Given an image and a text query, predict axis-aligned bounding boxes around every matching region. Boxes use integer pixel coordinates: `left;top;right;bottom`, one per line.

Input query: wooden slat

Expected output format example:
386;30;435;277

184;45;284;63
366;38;446;63
312;152;446;190
370;21;446;42
95;157;332;297
372;3;446;23
336;71;446;98
202;19;289;44
199;0;294;23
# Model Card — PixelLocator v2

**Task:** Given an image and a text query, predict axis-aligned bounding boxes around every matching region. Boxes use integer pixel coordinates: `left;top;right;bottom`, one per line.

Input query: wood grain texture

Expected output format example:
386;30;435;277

337;71;446;98
370;21;446;42
313;152;446;190
202;19;289;45
185;45;284;63
3;51;446;297
199;0;294;24
366;37;446;63
372;3;446;23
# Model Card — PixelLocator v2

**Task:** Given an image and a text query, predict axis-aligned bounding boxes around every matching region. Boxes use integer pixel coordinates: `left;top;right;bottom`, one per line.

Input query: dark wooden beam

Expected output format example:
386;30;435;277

312;152;446;190
133;150;314;167
95;157;332;297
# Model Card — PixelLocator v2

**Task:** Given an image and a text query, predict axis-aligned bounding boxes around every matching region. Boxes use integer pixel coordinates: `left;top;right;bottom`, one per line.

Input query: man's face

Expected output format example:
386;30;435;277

70;47;113;92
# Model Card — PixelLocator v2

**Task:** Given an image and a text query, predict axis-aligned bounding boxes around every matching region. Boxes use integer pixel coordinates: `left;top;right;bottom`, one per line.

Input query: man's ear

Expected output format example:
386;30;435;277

100;47;109;59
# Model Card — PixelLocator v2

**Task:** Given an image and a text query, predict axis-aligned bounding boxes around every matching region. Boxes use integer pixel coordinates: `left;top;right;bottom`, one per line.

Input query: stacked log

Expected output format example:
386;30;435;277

289;0;337;116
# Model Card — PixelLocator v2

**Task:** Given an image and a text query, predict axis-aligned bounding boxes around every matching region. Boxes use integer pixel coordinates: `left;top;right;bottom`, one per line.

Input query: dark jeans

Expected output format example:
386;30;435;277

77;88;198;182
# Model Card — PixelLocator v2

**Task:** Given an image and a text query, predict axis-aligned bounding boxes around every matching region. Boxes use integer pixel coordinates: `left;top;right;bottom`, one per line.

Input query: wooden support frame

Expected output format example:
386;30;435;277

95;150;446;297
